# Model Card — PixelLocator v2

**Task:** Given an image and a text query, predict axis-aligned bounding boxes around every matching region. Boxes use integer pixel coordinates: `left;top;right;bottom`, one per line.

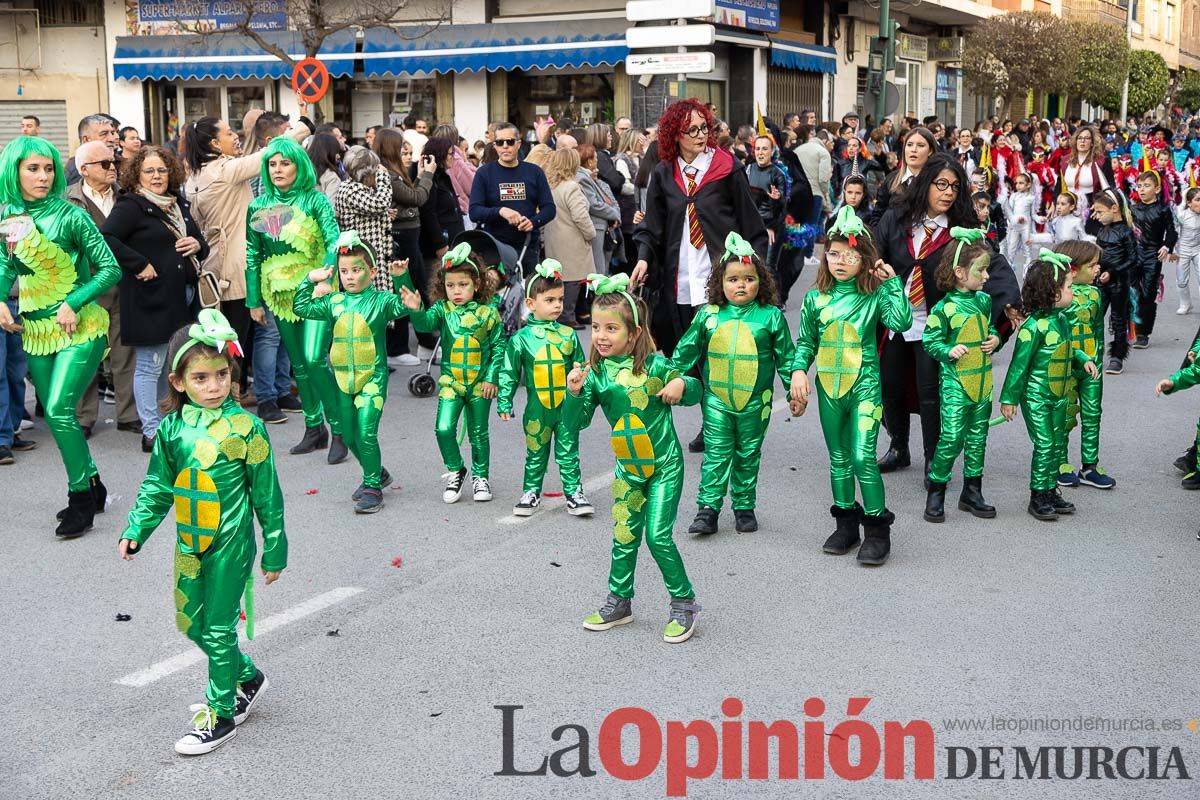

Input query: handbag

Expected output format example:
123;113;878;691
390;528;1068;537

195;224;225;309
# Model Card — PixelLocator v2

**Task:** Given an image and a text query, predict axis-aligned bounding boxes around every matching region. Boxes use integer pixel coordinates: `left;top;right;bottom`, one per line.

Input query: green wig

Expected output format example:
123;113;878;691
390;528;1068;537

0;136;67;214
259;136;317;201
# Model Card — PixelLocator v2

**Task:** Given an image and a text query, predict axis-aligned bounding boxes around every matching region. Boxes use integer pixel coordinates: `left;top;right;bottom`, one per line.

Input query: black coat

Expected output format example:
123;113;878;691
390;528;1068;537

419;169;464;257
1095;221;1136;275
101;192;208;347
1130;198;1178;275
595;149;625;199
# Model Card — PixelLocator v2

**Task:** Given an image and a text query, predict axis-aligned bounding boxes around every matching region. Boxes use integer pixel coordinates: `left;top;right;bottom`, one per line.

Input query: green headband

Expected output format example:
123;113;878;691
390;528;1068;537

587;272;639;327
828;205;869;246
949;226;985;271
1038;248;1073;278
441;241;477;273
172;309;243;372
720;231;756;265
335;229;375;269
526;259;563;297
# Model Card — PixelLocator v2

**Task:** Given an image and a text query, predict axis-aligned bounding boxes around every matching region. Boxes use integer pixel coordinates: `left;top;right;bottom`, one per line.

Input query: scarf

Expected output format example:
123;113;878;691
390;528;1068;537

138;187;187;239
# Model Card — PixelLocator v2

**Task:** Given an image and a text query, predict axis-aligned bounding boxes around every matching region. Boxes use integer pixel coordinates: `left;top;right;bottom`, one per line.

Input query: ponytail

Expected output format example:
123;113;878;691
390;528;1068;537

182;116;222;174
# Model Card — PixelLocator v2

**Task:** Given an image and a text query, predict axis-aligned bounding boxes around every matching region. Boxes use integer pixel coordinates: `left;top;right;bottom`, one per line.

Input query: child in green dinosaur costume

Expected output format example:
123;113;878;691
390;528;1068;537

0;136;121;538
789;207;912;566
400;242;502;504
921;227;1002;523
119;309;287;756
245;136;344;461
999;249;1101;521
1155;336;1200;533
673;232;794;536
564;274;703;644
496;259;592;517
294;231;415;513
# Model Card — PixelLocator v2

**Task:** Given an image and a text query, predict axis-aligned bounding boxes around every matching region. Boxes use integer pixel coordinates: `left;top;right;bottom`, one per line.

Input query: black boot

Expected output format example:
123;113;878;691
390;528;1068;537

327;434;348;465
857;510;894;566
733;509;758;533
822;504;861;554
877;446;910;473
688;506;718;535
1027;490;1058;521
290;423;328;455
57;474;107;521
923;481;947;523
687;428;705;453
957;476;996;518
1174;443;1197;473
1050;489;1075;515
55;489;96;538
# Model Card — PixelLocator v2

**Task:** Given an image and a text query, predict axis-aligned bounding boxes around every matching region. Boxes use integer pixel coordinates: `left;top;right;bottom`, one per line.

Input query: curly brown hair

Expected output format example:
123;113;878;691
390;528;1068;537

814;232;882;295
118;145;185;195
934;240;991;291
427;253;494;306
705;252;778;306
587;292;655;374
1020;258;1070;314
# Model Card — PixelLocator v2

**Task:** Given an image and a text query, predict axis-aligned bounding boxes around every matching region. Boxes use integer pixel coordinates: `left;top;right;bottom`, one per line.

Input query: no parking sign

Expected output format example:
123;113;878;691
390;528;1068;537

291;58;330;104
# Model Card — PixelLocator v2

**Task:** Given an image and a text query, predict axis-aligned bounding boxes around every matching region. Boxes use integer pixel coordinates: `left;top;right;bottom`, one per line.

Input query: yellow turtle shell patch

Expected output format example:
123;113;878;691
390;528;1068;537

447;334;483;386
708;319;759;411
815;320;863;399
1048;340;1072;397
611;413;655;478
953;313;993;402
173;468;220;554
330;312;376;394
531;343;568;409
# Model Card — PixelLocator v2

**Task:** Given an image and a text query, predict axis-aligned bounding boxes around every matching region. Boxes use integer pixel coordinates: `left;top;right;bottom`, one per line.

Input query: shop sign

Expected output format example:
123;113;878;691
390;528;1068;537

626;24;715;49
932;36;964;62
626;51;716;75
896;32;928;62
626;0;716;22
936;68;959;102
136;1;287;34
711;0;780;33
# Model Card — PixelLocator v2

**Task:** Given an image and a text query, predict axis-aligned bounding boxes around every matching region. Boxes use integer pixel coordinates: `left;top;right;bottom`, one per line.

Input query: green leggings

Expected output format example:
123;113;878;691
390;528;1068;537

608;455;693;600
817;385;887;516
337;389;386;489
26;338;106;492
276;317;341;434
1064;369;1103;467
435;393;492;477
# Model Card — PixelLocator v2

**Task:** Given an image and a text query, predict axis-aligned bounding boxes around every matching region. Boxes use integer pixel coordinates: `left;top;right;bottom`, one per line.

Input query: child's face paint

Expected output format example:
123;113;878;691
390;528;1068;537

338;255;373;294
959;253;990;292
591;308;635;358
170;356;231;409
973;200;990;222
1092;202;1117;225
722;260;760;305
825;240;863;282
1073;258;1098;285
526;285;564;321
444;270;476;305
1055;275;1074;308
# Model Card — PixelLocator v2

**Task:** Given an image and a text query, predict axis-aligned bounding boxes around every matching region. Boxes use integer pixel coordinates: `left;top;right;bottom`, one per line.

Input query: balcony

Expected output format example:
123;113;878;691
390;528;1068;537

1061;0;1127;27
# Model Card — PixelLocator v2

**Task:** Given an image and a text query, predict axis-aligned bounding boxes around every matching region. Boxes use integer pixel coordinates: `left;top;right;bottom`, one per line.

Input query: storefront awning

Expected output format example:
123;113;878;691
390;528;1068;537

769;38;837;74
361;21;628;76
112;30;358;81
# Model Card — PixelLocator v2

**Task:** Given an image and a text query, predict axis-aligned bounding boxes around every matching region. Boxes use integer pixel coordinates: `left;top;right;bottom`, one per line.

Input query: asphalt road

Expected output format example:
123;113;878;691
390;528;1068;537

1;274;1198;799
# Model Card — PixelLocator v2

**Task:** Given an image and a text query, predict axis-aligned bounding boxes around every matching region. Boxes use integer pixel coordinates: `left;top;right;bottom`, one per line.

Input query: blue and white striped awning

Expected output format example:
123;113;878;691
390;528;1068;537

769;38;837;74
361;21;628;76
112;30;358;81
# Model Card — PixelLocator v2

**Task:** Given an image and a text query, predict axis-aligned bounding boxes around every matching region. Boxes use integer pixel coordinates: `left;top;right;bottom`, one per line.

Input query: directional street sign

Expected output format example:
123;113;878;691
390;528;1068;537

625;24;715;49
626;0;716;22
625;51;716;76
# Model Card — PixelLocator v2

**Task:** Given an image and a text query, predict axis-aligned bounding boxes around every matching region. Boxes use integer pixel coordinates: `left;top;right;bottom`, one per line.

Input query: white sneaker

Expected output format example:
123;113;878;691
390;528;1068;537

18;419;32;431
472;476;493;502
1178;302;1192;315
513;490;540;516
442;468;467;503
388;353;421;367
174;705;236;756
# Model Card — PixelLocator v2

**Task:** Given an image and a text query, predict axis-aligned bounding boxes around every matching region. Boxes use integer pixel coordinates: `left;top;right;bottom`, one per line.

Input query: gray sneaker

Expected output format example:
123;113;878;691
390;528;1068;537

565;490;594;516
352;468;391;501
582;592;633;631
354;487;384;514
663;597;701;643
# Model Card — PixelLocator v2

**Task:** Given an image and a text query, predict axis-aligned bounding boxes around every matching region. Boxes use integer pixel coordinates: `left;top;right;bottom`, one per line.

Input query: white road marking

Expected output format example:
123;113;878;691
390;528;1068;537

114;586;364;687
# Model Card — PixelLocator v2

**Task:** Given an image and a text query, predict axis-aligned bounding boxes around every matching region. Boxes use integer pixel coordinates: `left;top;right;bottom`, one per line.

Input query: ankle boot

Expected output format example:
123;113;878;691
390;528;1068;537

1050;489;1075;515
1027;490;1058;521
857;510;894;565
290;423;328;455
687;506;718;535
822;504;861;554
57;474;107;521
877;446;910;473
327;434;348;465
957;476;996;518
923;482;947;523
55;489;96;538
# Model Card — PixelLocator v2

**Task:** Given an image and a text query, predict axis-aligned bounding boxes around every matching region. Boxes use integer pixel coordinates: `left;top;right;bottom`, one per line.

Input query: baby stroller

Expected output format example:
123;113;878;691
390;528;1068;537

407;230;530;397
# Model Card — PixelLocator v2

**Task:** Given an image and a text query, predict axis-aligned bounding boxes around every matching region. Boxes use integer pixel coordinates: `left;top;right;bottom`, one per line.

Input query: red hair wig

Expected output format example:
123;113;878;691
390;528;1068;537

656;98;717;163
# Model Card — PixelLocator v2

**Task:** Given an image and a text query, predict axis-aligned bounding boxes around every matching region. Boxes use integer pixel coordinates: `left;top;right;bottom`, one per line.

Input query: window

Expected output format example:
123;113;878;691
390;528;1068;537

13;0;101;26
1150;0;1160;37
1166;2;1175;41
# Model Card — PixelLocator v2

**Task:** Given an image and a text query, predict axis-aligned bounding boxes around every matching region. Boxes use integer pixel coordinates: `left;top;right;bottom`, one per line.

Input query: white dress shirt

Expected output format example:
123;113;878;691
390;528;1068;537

82;182;115;217
900;213;947;342
676;149;714;307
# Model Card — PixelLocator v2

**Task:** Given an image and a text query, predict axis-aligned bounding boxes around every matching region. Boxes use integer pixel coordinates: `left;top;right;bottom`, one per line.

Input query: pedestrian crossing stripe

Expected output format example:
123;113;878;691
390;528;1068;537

816;320;862;399
331;312;376;394
174;468;219;554
709;319;759;410
531;344;568;409
448;334;482;386
612;414;655;478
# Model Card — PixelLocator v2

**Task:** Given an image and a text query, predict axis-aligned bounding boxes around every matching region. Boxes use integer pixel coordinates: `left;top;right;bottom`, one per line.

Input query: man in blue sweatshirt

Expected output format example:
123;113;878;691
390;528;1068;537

469;122;556;277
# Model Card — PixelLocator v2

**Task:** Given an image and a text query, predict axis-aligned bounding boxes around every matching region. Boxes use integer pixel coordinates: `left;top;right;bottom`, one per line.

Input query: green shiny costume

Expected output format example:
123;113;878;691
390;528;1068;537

293;275;409;490
791;276;913;515
122;397;287;719
409;299;503;477
922;290;1000;484
564;353;701;600
496;317;585;494
1163;337;1200;448
672;301;794;510
1064;283;1105;467
999;310;1095;490
0;194;119;492
245;138;342;434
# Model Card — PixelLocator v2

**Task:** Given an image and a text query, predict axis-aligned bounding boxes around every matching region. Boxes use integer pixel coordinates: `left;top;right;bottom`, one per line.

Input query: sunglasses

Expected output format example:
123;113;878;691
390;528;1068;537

494;138;518;147
85;159;115;170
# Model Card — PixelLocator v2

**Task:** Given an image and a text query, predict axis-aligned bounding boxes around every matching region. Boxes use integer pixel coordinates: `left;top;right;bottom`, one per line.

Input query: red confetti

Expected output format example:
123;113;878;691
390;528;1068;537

239;611;246;620
391;556;403;568
543;491;564;498
305;488;319;495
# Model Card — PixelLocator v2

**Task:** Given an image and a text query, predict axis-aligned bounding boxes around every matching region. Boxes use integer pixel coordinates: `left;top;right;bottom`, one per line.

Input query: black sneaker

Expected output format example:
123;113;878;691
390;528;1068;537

276;393;303;412
355;487;384;513
688;506;718;534
352;468;391;501
663;597;701;643
1050;490;1075;514
513;490;540;516
1183;471;1200;490
1105;357;1124;375
443;468;467;503
10;435;35;452
0;446;12;465
582;592;633;631
687;429;705;453
1132;335;1149;349
175;706;237;755
256;401;287;424
734;509;758;532
141;435;154;453
565;490;594;516
233;671;269;724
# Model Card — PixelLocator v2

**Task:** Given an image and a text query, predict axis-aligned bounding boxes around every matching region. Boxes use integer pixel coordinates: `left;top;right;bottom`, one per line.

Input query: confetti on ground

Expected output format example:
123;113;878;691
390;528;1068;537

544;491;563;498
115;613;131;622
550;561;561;567
305;489;319;495
239;611;246;621
391;556;403;568
327;629;340;637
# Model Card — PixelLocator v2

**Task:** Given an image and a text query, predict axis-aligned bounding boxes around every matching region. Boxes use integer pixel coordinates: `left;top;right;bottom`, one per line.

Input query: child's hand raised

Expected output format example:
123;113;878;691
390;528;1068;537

981;335;1000;354
118;539;138;560
308;266;333;284
948;344;969;360
567;362;589;395
789;370;810;405
657;377;686;404
399;286;422;310
1084;361;1100;380
1156;377;1175;395
388;259;409;277
1000;403;1018;421
870;259;895;280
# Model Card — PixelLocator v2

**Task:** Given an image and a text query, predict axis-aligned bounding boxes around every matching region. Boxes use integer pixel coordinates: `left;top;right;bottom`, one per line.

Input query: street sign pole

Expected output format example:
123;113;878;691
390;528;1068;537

875;0;892;124
677;17;688;100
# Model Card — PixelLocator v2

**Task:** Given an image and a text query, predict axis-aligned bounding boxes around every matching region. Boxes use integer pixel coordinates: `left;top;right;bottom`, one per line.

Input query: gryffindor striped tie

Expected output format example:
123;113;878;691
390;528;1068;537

684;166;704;249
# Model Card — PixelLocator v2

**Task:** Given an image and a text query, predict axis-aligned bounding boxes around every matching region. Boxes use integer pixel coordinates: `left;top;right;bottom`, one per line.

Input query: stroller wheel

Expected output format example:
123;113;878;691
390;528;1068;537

409;373;437;397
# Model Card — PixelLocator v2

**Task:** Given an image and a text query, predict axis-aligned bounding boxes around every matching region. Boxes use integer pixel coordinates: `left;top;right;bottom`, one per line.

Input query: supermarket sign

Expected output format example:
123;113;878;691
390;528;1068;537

137;1;288;32
712;0;780;33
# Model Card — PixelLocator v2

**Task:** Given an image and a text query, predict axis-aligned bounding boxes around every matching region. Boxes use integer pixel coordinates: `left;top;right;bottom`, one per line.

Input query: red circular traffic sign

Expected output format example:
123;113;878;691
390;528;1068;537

291;58;330;103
